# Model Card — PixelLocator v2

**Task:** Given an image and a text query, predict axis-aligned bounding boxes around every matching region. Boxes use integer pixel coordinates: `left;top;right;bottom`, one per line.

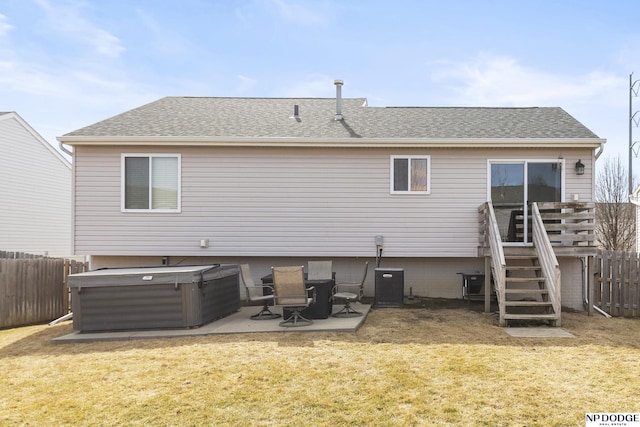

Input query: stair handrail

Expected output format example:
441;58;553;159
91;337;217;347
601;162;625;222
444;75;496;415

484;202;506;323
531;202;562;324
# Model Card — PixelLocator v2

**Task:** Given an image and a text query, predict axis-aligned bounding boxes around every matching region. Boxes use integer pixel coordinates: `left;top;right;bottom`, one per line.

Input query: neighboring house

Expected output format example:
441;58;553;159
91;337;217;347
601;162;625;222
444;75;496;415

58;81;605;324
1;112;72;257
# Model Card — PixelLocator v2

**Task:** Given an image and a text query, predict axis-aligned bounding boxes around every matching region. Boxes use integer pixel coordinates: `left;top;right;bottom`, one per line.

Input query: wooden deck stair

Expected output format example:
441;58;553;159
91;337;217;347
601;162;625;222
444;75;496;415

502;252;559;326
480;201;597;328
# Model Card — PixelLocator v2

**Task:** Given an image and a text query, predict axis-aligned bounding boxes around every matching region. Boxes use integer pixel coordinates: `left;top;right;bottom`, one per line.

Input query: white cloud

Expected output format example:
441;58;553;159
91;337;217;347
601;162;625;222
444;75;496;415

0;59;69;97
0;13;14;36
430;53;632;163
611;37;640;74
88;29;125;57
0;48;156;147
265;0;328;26
432;53;623;108
135;9;188;56
34;0;125;58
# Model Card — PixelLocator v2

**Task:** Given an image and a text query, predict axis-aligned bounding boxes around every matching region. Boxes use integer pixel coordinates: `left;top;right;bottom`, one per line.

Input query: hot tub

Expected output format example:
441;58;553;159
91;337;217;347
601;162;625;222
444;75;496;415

67;264;240;332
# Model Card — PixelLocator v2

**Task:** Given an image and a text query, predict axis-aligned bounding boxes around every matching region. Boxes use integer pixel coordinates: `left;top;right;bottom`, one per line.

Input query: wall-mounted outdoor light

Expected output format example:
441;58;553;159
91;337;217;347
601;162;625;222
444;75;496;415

575;159;585;175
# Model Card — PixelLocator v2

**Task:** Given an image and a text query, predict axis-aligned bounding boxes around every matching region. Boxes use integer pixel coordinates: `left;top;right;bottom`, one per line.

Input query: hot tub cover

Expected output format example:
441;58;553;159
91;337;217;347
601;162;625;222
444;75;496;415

67;264;240;331
67;265;222;288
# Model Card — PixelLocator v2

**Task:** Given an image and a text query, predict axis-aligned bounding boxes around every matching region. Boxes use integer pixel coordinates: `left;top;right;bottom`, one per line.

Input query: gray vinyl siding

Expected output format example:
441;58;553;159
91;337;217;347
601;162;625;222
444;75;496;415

73;145;594;258
0;115;72;256
486;149;595;202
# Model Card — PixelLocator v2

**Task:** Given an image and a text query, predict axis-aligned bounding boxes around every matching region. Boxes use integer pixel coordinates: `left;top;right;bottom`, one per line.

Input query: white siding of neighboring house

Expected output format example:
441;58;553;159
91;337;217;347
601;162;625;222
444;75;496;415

0;114;72;257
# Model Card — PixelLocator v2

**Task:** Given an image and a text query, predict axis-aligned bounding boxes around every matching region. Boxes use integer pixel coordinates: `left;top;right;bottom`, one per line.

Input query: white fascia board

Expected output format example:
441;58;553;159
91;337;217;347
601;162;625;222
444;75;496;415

57;135;606;149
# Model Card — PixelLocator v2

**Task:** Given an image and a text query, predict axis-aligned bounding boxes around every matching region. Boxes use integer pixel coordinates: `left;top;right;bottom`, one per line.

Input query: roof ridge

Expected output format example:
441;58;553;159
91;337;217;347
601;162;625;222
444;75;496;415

172;96;366;100
383;106;548;110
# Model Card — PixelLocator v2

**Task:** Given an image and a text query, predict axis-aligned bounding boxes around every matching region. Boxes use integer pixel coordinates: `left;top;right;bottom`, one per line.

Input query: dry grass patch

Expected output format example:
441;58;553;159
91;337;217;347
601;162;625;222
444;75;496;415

2;302;640;426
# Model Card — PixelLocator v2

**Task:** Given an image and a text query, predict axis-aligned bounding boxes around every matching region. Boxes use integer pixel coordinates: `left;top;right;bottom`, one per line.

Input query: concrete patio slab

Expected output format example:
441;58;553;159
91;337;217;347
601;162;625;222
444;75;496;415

504;327;575;338
52;304;371;343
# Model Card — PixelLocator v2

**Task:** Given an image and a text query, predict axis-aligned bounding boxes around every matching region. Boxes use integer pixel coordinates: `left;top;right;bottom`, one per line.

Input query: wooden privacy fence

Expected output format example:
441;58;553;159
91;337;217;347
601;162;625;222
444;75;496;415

0;252;87;328
594;250;640;318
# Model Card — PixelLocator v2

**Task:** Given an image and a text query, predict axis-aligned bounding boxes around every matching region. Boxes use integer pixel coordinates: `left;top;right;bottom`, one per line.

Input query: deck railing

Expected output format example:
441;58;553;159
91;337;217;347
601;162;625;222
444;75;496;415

479;202;596;253
532;203;562;325
480;202;506;320
535;202;596;248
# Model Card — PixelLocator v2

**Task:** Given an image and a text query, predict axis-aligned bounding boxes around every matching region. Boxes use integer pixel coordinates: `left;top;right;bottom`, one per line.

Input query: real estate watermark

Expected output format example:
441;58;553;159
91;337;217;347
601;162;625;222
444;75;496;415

586;413;640;426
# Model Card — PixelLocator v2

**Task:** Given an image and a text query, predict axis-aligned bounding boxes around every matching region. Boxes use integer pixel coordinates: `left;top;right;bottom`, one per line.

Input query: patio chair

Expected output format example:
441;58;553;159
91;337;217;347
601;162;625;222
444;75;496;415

239;264;281;320
307;260;332;281
271;266;316;327
332;261;369;317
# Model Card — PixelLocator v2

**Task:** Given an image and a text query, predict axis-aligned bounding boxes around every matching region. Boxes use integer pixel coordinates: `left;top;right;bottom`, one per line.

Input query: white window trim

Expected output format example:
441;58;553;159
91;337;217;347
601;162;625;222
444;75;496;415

486;158;565;202
487;158;566;246
121;153;182;213
390;155;431;195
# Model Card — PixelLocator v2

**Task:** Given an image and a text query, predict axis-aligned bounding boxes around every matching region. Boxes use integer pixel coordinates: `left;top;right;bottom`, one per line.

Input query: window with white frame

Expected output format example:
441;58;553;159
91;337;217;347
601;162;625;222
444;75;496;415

122;154;181;212
390;155;431;194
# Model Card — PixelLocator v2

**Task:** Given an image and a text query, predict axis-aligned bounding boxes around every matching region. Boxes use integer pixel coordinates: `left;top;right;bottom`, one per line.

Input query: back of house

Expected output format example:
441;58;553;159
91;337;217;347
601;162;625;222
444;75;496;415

59;81;604;311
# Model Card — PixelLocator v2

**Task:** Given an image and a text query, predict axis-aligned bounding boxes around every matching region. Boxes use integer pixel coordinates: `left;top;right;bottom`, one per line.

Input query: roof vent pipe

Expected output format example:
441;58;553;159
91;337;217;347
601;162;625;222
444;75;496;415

334;79;343;121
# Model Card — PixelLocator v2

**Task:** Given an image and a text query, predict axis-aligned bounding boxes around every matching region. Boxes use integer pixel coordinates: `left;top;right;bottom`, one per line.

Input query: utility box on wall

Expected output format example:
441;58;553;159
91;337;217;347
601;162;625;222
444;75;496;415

374;268;404;307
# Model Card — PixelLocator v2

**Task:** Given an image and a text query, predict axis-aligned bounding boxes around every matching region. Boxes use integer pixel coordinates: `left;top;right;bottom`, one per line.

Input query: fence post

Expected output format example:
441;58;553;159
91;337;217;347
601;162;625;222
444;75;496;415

623;251;629;315
626;252;634;317
600;250;609;313
588;254;595;316
636;253;640;317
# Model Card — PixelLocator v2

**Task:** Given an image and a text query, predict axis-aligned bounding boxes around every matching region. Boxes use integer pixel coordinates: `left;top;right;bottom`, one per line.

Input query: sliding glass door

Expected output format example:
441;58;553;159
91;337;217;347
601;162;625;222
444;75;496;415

490;161;562;243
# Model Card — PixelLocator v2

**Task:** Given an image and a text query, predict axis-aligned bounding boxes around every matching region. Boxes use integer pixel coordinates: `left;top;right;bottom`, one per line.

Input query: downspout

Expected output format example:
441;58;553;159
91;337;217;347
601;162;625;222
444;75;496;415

58;140;73;157
581;256;588;311
595;142;604;160
586;142;604;310
593;304;612;318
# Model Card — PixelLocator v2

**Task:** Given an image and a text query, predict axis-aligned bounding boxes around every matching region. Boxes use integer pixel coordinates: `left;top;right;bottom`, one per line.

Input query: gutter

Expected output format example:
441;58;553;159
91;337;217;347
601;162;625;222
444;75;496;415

595;142;605;160
56;136;607;149
58;140;73;157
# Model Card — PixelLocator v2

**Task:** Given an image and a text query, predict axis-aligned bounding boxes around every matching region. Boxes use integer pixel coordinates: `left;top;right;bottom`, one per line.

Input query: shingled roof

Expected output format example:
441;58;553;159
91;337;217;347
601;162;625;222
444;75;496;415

61;96;600;141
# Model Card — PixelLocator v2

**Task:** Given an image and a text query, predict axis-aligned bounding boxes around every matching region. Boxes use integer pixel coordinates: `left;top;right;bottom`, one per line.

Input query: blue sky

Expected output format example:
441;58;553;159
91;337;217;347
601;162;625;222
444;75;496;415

1;0;639;172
